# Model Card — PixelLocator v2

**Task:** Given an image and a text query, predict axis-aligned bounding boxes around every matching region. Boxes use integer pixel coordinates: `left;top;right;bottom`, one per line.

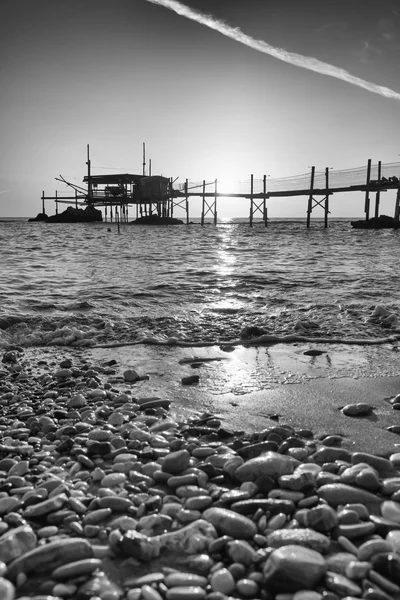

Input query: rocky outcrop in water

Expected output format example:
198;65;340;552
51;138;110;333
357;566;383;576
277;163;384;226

29;206;102;223
351;215;400;229
131;215;184;225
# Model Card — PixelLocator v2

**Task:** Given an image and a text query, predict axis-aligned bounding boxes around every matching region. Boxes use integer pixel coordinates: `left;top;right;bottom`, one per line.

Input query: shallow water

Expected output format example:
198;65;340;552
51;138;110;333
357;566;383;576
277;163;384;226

1;219;400;346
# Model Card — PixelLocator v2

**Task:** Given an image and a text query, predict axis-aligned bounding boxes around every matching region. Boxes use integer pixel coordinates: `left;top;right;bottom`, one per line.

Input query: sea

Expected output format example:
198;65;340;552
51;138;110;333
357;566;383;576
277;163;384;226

1;217;400;349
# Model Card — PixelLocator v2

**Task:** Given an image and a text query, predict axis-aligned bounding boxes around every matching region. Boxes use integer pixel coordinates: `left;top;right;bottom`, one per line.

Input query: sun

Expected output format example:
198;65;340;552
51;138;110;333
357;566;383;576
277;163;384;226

217;177;239;195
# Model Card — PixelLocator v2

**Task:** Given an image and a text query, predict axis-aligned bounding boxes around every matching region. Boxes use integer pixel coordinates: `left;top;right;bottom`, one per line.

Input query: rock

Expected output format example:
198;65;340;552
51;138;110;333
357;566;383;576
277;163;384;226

0;578;15;600
267;528;331;554
303;504;339;532
381;500;400;524
263;545;327;592
203;507;257;539
159;519;217;554
210;568;236;594
164;573;208;588
351;452;395;476
162;449;191;474
342;403;374;417
22;493;68;519
318;484;381;511
226;540;256;566
124;370;140;382
7;538;94;580
181;375;200;385
166;586;206;600
234;451;298;482
325;571;362;596
0;525;37;563
52;558;102;580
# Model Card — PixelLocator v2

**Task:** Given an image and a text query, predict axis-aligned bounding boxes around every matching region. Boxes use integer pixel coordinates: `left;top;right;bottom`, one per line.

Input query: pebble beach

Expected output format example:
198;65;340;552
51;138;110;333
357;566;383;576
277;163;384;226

1;344;400;600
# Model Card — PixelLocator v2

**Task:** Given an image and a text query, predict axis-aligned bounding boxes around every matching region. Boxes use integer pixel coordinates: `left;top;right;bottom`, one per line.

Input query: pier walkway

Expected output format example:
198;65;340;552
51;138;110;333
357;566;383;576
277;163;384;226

40;148;400;227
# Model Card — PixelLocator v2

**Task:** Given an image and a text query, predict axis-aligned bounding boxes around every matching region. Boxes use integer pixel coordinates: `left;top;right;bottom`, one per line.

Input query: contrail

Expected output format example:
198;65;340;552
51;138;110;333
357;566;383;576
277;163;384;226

146;0;400;101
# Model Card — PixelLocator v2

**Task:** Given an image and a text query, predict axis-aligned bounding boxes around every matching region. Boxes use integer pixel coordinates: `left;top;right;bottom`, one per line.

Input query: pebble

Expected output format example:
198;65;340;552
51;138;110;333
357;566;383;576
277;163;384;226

263;545;327;592
203;507;257;539
1;350;400;599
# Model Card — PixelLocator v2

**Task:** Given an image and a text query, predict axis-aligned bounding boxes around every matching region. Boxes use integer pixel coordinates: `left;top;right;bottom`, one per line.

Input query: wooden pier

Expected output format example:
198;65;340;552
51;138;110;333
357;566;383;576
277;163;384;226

39;146;400;228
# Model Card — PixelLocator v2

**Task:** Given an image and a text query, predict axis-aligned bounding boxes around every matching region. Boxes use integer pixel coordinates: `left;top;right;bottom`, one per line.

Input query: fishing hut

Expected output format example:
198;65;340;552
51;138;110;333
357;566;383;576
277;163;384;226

40;144;174;223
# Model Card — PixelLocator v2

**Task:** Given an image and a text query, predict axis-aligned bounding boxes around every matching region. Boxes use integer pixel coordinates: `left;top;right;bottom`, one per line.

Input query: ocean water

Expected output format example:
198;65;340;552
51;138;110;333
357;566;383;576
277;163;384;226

1;218;400;348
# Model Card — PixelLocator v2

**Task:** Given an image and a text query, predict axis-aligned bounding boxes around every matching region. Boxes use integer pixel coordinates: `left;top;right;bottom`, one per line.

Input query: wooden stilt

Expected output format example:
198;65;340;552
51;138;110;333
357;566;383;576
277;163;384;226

263;175;267;227
364;159;371;221
185;179;189;224
201;180;205;226
324;167;329;228
42;192;45;215
55;190;58;215
375;161;381;219
306;166;315;228
75;190;78;209
249;174;254;227
214;179;218;225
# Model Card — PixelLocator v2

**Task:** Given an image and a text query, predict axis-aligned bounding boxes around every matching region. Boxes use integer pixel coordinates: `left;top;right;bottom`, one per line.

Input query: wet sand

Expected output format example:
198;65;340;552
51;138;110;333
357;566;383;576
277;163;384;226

88;341;400;457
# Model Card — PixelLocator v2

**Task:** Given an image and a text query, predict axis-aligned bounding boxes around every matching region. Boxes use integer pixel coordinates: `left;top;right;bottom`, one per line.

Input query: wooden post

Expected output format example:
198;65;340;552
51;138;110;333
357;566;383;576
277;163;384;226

374;160;381;219
306;166;315;228
263;174;267;227
214;179;218;225
105;205;108;223
185;179;189;224
394;169;400;221
149;159;152;177
86;144;92;203
143;142;146;176
249;174;254;227
42;191;45;215
364;158;371;221
110;205;113;223
55;190;58;215
324;167;329;228
75;190;78;209
201;180;205;226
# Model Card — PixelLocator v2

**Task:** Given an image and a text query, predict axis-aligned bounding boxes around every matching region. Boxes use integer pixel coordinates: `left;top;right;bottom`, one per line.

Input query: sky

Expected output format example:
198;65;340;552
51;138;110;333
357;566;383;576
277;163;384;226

1;0;400;218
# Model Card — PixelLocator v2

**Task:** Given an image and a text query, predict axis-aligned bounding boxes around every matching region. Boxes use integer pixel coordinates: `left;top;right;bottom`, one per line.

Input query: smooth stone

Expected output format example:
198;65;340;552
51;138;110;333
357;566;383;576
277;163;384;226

101;473;127;488
166;586;206;600
371;552;400;585
52;558;102;580
236;578;259;598
263;545;327;592
326;552;358;575
210;568;236;595
267;528;331;553
162;450;191;474
97;496;133;512
318;484;381;511
303;505;339;533
7;538;94;580
312;448;352;464
141;585;163;600
325;571;362;597
337;522;376;539
381;500;400;524
386;530;400;553
234;452;298;482
345;560;371;579
351;453;395;476
381;477;400;495
292;592;322;600
342;403;373;417
358;540;393;561
184;496;213;511
0;524;37;563
203;507;257;539
164;573;208;588
22;493;68;519
0;577;15;600
226;540;256;566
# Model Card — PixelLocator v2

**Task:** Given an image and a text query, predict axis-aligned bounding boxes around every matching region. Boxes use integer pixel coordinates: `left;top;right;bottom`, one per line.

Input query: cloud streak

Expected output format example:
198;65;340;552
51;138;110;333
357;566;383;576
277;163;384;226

146;0;400;101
